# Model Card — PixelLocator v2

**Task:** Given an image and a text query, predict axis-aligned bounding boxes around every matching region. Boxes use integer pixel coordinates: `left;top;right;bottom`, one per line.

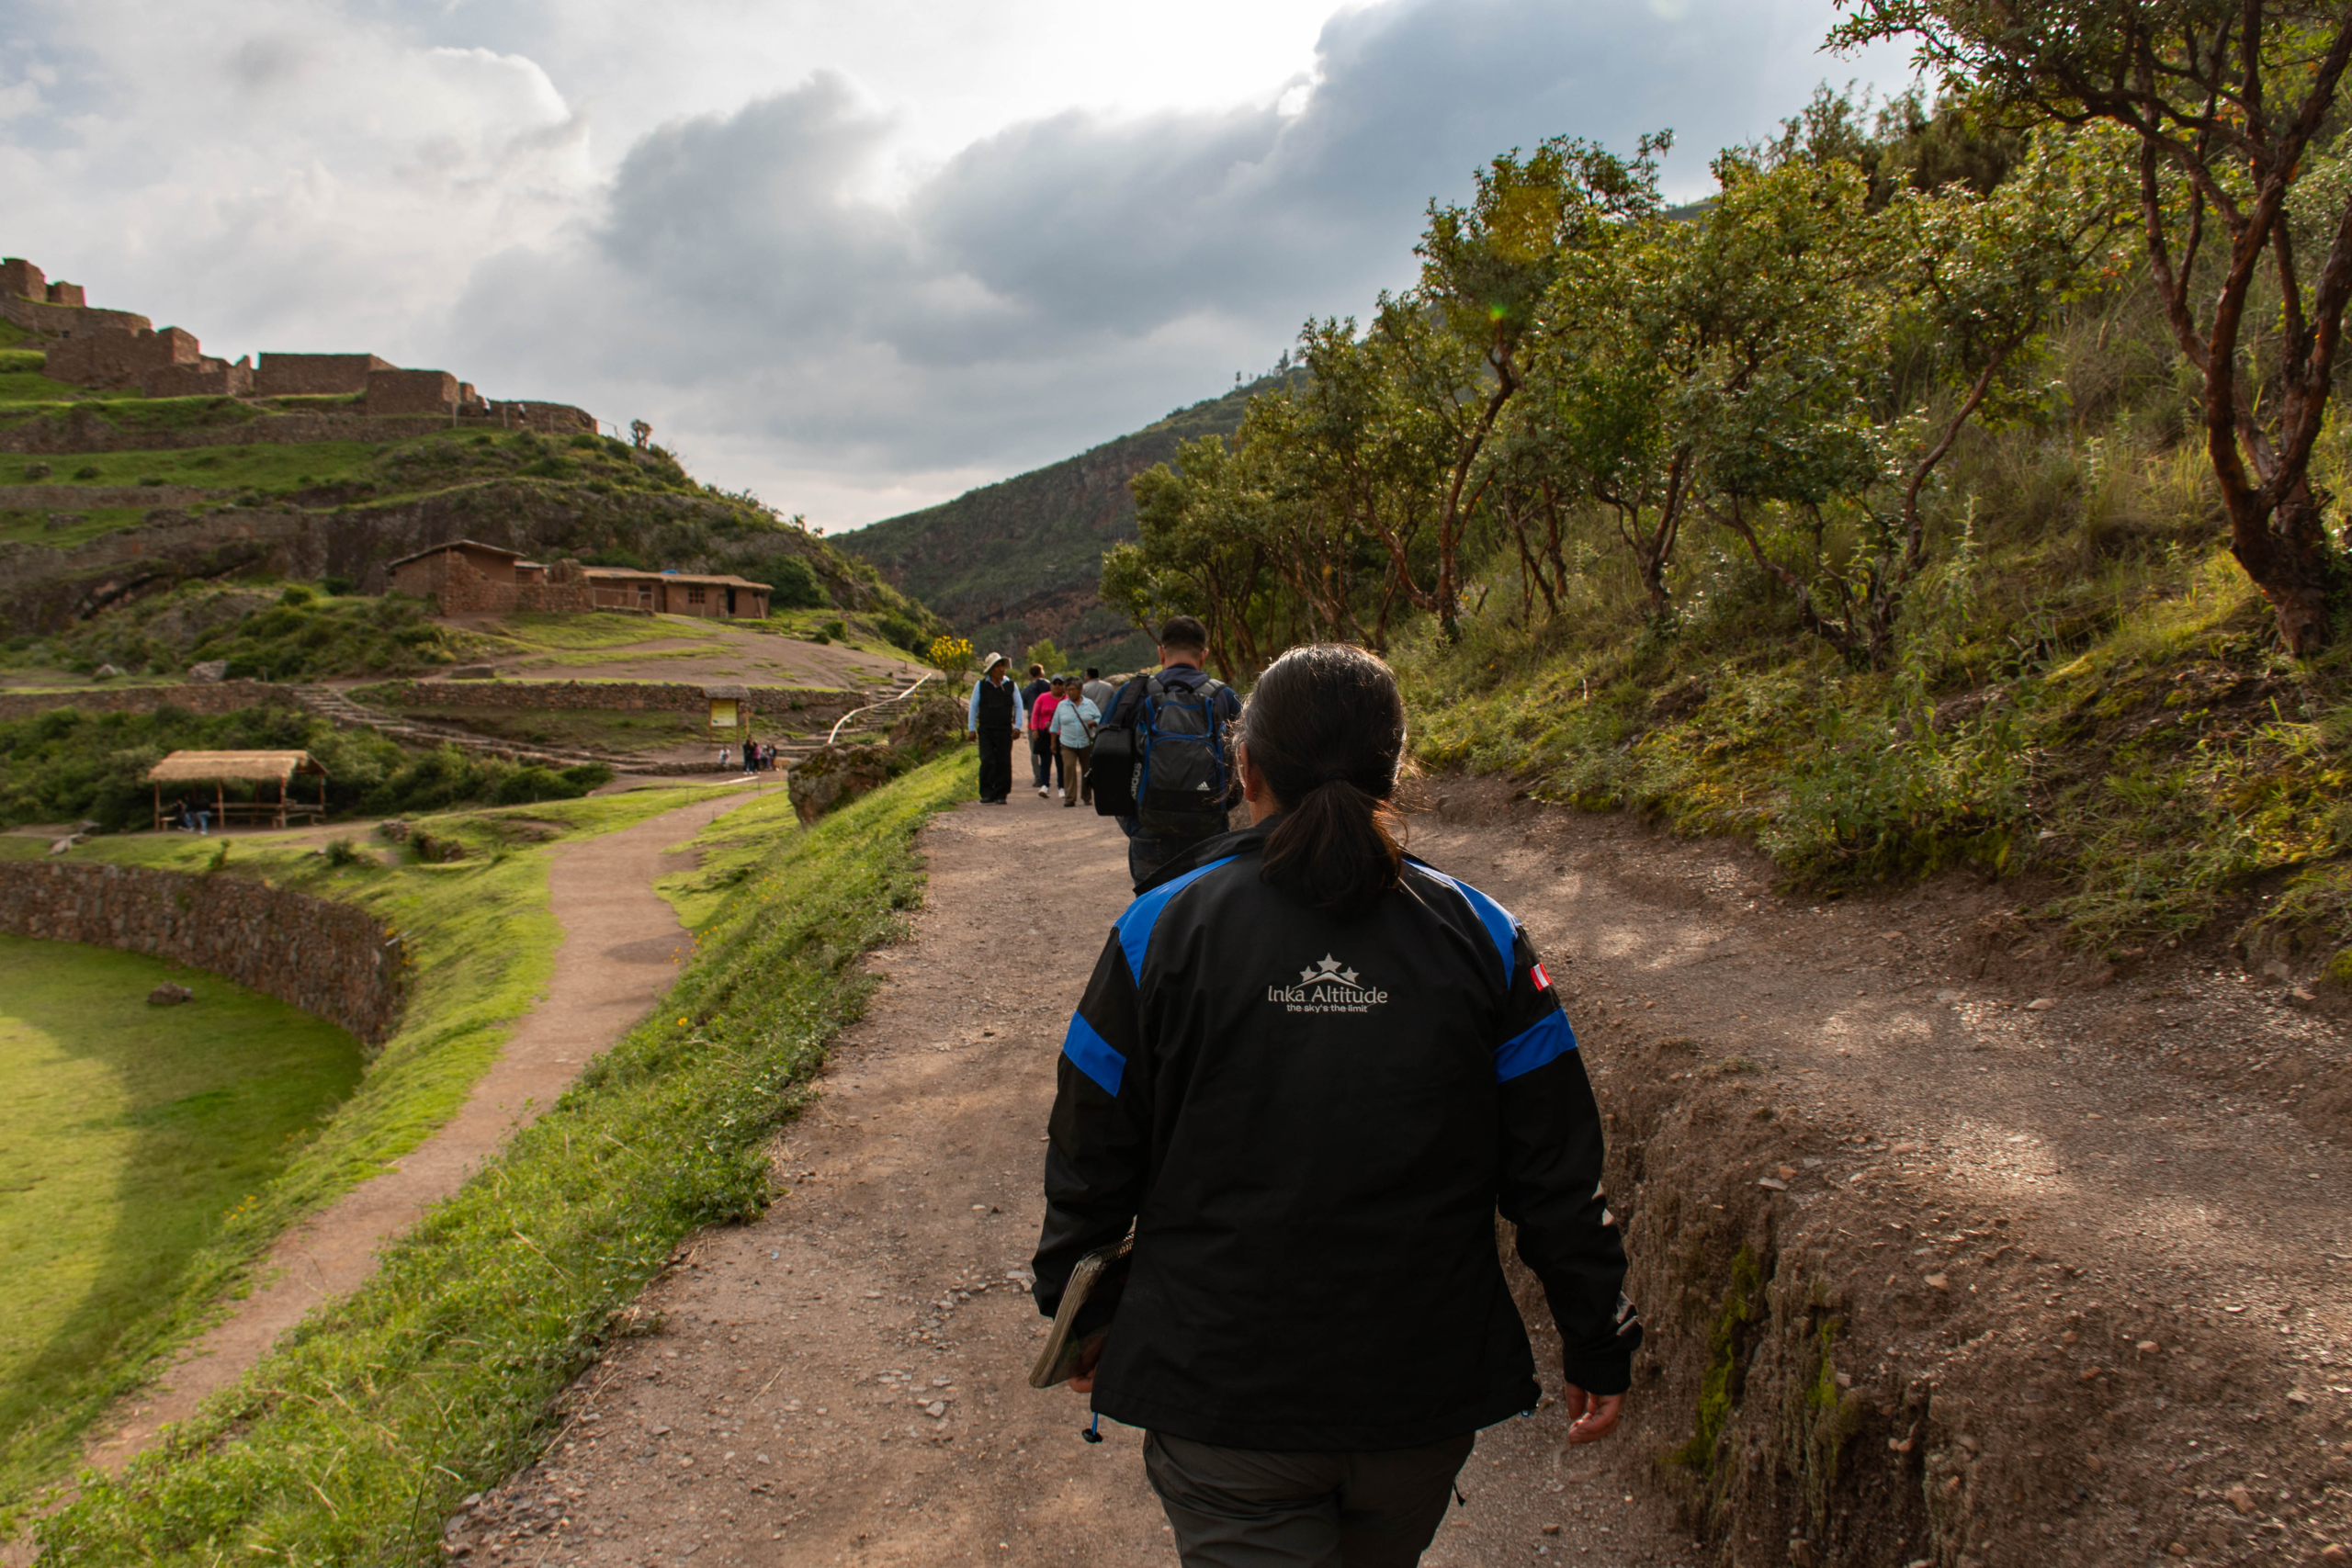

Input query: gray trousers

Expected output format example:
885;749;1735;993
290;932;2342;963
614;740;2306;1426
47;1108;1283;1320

1143;1429;1476;1568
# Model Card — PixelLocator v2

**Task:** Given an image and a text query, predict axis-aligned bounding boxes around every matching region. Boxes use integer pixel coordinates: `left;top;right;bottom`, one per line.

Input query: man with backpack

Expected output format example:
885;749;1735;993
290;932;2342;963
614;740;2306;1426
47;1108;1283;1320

1091;615;1241;888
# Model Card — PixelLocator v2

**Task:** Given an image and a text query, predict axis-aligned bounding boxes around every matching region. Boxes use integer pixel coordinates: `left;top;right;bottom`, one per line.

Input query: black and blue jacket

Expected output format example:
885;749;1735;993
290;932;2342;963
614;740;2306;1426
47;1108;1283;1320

1032;819;1641;1451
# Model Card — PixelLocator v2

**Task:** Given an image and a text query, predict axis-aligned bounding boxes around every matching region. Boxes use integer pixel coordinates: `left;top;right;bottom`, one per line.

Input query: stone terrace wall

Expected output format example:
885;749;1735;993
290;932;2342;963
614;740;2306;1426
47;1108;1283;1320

0;297;152;337
0;407;455;456
0;860;408;1045
371;678;867;725
0;681;296;721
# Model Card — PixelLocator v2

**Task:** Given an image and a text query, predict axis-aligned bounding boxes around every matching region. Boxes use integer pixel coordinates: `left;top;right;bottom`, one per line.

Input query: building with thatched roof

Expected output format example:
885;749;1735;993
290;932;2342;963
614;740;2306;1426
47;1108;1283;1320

146;750;326;831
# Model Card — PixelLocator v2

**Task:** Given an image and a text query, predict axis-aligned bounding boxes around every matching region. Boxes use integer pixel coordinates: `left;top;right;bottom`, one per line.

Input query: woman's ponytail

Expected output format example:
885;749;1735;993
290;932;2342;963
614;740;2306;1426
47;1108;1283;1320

1240;645;1408;916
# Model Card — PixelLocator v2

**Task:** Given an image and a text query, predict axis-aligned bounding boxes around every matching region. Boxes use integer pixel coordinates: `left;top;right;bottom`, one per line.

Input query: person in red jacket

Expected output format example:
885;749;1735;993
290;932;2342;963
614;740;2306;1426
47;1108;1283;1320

1033;642;1638;1567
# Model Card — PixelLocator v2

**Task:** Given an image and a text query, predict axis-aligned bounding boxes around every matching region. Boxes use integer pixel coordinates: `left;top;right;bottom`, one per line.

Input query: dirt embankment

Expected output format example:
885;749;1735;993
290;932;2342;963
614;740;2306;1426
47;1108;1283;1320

466;780;2352;1568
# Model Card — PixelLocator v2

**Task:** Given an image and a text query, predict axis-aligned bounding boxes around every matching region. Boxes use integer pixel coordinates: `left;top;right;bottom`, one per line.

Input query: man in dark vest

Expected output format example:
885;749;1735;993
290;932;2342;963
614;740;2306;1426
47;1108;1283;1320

965;651;1021;804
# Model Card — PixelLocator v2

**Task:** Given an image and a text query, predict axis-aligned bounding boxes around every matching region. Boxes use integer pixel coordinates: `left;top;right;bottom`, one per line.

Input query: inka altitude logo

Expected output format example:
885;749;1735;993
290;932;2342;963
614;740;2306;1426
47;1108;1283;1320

1268;954;1390;1013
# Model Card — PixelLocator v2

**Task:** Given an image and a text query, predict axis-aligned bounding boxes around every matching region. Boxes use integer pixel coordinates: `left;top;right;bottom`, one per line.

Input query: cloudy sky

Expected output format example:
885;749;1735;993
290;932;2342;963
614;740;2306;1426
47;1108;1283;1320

1;0;1916;528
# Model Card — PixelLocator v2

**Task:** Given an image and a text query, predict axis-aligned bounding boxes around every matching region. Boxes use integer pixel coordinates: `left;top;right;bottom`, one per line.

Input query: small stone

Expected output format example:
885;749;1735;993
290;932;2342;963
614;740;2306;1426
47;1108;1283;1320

93;663;122;679
1891;1142;1920;1155
926;1401;947;1418
1955;1432;1979;1454
2026;998;2057;1010
2137;1340;2159;1354
2265;959;2293;982
1937;988;1962;1002
1888;1435;1914;1453
1924;1273;1949;1290
1777;1165;1798;1180
2292;987;2320;1005
2079;1367;2101;1382
2319;1545;2347;1563
2229;1483;2255;1515
2166;1545;2188;1559
2288;1390;2316;1406
1758;1177;1789;1192
187;659;229;682
1801;1156;1822;1168
2085;1454;2104;1473
146;982;194;1006
1542;1524;1561;1535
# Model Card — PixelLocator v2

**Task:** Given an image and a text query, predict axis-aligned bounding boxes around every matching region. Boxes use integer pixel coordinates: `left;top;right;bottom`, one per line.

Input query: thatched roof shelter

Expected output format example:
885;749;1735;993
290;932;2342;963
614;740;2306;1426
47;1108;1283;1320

147;750;326;784
147;750;328;831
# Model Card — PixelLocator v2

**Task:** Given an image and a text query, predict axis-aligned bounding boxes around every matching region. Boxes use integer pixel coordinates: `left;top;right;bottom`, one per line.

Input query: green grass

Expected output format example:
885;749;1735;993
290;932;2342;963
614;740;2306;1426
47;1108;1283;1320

471;610;728;654
0;442;381;496
0;938;365;1496
653;782;805;927
0;367;86;405
32;754;973;1561
0;786;735;1504
0;505;149;548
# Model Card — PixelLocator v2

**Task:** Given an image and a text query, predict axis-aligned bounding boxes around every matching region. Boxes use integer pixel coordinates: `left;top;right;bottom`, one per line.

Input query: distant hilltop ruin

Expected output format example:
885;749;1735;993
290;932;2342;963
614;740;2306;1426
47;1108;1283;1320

0;256;593;434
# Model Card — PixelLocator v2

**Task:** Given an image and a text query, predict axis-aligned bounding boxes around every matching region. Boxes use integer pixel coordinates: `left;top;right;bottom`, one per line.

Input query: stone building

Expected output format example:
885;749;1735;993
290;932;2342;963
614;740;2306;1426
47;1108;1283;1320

254;353;395;397
387;540;771;620
44;324;205;390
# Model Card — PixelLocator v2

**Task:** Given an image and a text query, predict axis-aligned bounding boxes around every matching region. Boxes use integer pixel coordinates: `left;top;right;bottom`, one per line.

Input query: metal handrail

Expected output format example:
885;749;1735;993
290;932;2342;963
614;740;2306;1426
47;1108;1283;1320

826;671;937;745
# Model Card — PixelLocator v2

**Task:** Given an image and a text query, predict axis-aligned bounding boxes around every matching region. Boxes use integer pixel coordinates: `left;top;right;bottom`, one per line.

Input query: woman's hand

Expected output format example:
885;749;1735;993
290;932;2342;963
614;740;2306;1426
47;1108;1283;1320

1560;1383;1624;1444
1068;1337;1107;1393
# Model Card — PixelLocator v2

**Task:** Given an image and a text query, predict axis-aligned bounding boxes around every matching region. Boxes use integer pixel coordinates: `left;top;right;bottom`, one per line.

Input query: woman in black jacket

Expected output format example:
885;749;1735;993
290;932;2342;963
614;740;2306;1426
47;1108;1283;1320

1031;643;1639;1567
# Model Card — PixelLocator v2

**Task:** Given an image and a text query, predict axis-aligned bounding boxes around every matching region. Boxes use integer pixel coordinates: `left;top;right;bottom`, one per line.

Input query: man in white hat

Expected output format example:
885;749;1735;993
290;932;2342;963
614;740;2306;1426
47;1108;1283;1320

965;651;1021;804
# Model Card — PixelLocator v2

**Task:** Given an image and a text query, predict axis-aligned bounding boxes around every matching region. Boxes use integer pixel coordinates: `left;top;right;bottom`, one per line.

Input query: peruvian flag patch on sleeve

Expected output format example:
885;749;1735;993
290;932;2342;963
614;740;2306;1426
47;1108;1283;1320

1532;962;1552;990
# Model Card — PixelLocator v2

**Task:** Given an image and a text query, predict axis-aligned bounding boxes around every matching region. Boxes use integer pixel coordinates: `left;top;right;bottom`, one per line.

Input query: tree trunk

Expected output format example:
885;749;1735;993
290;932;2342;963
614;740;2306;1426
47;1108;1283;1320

2230;483;2339;657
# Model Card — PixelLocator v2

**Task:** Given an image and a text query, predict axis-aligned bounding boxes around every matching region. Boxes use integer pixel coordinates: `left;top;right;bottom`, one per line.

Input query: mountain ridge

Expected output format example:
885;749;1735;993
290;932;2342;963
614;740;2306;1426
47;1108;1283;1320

835;369;1300;666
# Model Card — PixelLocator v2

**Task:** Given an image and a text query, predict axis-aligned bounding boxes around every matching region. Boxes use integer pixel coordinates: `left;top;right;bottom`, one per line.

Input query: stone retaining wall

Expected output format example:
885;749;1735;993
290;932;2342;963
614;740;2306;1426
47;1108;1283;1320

368;678;865;723
0;860;408;1045
0;681;295;721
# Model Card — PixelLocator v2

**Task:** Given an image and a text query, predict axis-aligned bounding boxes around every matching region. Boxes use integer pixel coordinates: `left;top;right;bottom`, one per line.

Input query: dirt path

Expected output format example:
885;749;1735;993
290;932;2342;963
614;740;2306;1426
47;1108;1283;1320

458;787;1695;1567
86;792;749;1471
465;781;2352;1568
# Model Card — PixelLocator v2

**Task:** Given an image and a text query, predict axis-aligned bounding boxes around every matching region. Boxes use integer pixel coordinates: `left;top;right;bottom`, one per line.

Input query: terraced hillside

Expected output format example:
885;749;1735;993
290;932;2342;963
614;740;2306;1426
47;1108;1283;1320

0;317;943;649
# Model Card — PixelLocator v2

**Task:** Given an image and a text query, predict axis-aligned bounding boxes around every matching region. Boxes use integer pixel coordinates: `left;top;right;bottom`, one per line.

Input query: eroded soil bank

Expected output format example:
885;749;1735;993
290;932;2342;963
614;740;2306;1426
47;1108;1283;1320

466;779;2352;1568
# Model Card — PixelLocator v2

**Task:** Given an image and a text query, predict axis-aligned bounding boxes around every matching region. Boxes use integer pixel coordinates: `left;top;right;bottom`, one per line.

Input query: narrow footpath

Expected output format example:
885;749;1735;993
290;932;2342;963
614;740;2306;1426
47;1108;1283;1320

469;778;2352;1568
463;788;1691;1568
87;791;748;1471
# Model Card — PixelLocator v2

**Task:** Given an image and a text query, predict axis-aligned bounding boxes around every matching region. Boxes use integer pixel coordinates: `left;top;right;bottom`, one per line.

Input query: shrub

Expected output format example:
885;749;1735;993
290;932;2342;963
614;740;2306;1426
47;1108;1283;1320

821;618;847;641
322;838;364;867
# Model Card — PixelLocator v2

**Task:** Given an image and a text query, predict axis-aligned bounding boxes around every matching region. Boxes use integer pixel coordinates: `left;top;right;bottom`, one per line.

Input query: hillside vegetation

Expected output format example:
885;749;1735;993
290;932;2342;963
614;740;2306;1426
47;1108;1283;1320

834;372;1299;668
1108;37;2352;974
0;325;944;650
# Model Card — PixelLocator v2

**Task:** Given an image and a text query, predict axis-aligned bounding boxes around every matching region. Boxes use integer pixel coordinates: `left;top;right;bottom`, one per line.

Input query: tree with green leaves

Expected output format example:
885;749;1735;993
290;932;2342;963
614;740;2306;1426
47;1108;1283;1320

1837;0;2352;653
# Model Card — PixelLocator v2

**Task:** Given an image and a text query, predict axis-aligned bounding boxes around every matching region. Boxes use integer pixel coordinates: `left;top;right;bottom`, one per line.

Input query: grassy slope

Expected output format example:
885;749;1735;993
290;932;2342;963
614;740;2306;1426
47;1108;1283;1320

0;940;364;1488
1400;495;2352;972
0;787;733;1505
35;755;972;1562
834;370;1299;660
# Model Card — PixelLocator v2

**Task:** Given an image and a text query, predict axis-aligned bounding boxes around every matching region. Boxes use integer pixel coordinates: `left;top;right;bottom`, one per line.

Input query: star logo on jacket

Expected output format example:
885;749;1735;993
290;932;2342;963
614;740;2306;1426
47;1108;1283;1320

1267;954;1389;1013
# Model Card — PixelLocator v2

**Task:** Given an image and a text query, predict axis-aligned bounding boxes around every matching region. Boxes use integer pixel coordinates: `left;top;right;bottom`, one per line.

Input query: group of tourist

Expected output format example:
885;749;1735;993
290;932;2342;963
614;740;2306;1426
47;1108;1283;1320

717;740;784;773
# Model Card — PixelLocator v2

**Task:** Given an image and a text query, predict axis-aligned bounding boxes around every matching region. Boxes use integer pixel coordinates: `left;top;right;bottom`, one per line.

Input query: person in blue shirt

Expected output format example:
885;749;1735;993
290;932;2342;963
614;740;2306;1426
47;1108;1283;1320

1051;675;1102;807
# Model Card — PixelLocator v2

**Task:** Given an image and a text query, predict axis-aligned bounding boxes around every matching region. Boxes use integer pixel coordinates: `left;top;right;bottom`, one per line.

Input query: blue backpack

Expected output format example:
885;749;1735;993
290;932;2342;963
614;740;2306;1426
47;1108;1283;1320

1134;673;1231;837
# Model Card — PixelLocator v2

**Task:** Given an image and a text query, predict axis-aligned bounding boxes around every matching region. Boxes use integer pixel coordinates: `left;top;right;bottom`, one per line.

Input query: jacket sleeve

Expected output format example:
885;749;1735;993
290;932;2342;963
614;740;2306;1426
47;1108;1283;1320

1032;927;1152;1319
1491;931;1643;1395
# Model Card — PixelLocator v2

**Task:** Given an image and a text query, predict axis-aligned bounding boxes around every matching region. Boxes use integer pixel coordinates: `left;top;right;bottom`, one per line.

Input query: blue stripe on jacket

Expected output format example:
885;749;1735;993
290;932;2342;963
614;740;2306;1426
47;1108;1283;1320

1494;1009;1577;1082
1410;864;1520;985
1062;1011;1126;1097
1115;855;1238;981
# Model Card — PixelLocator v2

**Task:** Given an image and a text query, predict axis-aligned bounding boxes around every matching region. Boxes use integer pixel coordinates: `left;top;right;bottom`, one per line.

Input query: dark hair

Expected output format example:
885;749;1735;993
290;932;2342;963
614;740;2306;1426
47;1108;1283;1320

1086;666;1101;679
1240;644;1408;915
1159;615;1208;653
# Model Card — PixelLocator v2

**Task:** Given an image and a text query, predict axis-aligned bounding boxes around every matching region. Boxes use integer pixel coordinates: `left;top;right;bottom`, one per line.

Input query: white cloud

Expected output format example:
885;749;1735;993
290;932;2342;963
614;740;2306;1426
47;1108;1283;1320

1;0;1916;526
